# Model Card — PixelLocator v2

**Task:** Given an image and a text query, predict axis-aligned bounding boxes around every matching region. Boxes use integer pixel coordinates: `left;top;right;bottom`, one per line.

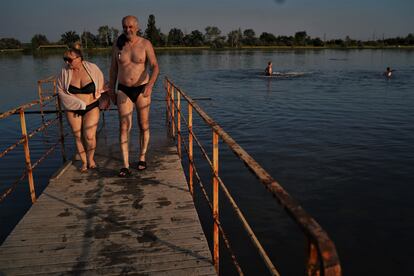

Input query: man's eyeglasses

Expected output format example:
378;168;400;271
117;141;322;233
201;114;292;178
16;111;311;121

63;56;79;63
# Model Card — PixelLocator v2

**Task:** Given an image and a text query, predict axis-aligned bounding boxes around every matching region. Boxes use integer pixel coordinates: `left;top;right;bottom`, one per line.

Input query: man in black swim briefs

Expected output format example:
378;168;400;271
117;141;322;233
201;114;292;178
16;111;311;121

117;83;146;103
109;15;159;177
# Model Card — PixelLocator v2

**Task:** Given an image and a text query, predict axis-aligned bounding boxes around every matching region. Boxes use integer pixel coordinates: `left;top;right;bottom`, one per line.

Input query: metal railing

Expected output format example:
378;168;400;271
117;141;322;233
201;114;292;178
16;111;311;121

164;77;342;276
0;76;67;204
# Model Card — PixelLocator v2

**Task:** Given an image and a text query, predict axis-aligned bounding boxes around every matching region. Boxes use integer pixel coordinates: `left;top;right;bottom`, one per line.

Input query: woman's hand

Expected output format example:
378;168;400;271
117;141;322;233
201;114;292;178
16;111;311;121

99;93;111;110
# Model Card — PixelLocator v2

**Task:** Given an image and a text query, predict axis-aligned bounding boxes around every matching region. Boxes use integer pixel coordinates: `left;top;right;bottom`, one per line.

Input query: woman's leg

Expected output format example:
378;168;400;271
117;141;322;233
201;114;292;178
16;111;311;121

83;105;100;168
66;111;87;171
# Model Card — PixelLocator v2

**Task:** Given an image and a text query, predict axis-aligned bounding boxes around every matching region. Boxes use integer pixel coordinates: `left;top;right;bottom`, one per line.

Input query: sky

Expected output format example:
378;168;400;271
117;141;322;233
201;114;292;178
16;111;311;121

1;0;413;43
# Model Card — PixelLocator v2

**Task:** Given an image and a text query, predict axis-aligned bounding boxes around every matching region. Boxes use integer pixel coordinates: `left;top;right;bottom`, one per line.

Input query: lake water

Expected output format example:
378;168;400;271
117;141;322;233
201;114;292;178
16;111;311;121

1;49;414;275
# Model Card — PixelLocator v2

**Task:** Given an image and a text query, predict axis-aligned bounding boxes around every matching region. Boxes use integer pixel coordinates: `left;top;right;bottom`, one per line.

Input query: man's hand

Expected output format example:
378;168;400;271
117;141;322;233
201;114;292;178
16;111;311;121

143;84;154;98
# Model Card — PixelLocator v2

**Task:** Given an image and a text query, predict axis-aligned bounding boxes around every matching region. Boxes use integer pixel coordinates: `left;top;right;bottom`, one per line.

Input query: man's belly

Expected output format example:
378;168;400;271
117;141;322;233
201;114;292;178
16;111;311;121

118;64;149;86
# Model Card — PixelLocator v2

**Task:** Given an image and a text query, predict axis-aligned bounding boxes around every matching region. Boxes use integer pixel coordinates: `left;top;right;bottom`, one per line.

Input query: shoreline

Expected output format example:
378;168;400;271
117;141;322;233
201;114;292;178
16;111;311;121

1;45;414;55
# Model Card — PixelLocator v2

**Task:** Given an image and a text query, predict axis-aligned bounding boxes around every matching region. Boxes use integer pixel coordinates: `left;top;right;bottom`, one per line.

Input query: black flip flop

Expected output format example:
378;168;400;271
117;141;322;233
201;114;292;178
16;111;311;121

137;161;147;171
118;167;131;177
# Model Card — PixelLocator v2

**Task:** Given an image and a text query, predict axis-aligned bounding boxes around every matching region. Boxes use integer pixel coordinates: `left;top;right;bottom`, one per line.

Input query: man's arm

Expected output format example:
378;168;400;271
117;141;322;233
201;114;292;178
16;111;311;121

143;40;159;97
108;44;118;103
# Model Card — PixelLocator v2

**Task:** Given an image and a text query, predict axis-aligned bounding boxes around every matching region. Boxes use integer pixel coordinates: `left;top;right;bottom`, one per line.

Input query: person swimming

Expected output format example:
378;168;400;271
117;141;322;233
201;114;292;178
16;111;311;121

384;67;394;78
265;61;273;76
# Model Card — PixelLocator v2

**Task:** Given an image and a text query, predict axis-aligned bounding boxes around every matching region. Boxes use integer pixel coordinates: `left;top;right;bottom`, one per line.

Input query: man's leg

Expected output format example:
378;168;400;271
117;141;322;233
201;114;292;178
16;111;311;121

117;91;134;169
136;93;151;168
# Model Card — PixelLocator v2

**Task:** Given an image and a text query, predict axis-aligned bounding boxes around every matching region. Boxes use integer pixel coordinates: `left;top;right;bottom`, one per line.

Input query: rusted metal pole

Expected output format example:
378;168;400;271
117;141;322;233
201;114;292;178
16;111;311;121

217;176;280;275
171;86;175;138
37;81;45;124
19;109;36;203
0;96;54;120
307;239;320;276
177;91;181;158
212;130;219;273
166;80;171;127
188;104;194;196
54;80;67;162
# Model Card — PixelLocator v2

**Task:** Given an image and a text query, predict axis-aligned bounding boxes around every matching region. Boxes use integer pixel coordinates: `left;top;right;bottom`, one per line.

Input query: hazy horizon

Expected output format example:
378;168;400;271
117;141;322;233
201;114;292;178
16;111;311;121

1;0;413;43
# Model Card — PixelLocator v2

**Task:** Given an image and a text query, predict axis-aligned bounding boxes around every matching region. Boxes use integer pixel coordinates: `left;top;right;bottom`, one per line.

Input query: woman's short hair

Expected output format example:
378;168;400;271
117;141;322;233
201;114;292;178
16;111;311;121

64;42;84;60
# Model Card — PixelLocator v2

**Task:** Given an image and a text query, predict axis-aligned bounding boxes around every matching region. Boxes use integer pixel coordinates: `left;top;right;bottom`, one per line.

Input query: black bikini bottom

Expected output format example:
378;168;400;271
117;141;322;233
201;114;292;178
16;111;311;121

72;100;99;116
117;83;146;103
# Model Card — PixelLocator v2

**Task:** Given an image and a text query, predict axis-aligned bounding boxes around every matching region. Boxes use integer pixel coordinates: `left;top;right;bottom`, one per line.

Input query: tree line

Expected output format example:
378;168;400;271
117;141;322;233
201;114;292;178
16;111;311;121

1;14;414;50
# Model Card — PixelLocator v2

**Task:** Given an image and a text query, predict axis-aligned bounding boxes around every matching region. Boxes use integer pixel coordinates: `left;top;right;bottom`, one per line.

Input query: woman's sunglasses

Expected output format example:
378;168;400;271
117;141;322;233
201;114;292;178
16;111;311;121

63;56;79;63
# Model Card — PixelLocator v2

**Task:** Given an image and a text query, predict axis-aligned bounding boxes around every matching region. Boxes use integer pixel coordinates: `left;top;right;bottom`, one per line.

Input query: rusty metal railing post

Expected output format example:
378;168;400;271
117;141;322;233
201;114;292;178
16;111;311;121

19;109;36;203
212;130;219;273
188;104;194;196
177;90;181;158
54;79;67;162
171;86;175;138
306;240;320;276
166;80;171;127
37;80;45;124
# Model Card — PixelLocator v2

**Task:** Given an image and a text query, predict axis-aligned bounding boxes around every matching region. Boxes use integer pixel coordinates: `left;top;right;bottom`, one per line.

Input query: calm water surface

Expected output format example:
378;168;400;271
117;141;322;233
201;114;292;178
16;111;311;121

1;49;413;275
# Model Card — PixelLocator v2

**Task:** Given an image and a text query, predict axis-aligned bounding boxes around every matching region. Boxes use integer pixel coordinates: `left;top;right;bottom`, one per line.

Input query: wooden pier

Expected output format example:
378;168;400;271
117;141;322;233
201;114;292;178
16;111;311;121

0;129;216;275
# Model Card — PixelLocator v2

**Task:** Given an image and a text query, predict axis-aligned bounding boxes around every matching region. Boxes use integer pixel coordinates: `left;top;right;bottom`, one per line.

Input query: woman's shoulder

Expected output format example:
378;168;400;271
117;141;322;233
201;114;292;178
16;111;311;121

58;66;70;78
83;61;102;72
83;60;97;67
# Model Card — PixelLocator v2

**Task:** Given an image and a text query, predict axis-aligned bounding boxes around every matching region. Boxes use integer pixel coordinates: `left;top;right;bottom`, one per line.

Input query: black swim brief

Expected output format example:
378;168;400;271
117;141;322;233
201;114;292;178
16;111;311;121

72;100;100;116
117;83;146;103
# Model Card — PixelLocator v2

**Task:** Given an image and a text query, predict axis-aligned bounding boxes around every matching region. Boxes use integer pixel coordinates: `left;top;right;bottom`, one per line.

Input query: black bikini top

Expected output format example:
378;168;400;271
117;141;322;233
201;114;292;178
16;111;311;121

68;82;95;95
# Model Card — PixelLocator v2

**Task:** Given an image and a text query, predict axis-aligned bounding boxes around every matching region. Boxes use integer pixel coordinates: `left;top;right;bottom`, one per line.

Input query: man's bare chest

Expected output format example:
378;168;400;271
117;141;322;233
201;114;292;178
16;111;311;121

117;46;146;65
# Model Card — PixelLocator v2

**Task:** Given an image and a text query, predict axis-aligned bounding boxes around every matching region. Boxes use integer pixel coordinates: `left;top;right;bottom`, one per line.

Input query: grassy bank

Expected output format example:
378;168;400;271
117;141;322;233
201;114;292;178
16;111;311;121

1;45;413;56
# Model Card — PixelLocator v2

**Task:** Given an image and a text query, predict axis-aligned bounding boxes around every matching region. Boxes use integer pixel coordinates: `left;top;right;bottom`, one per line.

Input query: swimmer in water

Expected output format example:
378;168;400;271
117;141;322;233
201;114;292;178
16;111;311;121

384;67;394;78
265;61;273;76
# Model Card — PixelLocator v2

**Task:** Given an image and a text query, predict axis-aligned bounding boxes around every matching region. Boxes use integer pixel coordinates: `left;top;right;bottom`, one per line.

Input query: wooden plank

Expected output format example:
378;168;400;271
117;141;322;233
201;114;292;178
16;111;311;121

0;259;216;275
0;132;215;275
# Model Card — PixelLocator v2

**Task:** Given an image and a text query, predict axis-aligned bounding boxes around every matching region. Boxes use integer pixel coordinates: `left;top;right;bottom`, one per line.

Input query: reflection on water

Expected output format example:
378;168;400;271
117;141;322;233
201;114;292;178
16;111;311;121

1;49;414;275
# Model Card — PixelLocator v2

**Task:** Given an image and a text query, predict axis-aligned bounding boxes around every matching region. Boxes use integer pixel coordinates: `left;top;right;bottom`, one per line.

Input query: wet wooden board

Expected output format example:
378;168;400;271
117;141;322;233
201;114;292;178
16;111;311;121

0;135;216;275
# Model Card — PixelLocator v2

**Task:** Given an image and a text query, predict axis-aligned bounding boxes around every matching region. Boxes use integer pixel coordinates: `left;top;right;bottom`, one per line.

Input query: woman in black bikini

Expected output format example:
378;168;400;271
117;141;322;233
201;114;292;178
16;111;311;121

57;44;107;172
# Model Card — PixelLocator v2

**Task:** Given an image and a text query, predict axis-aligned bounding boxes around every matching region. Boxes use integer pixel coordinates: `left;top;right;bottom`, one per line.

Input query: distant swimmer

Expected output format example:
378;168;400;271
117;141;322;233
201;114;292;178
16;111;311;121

384;67;394;78
265;61;273;76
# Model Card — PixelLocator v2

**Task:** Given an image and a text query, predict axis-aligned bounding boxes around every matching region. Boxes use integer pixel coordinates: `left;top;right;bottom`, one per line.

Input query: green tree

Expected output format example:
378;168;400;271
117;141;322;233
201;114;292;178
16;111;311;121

405;33;414;45
160;32;167;46
110;27;119;44
144;14;162;46
167;28;184;46
204;26;226;48
311;37;324;47
294;31;308;46
60;31;80;46
0;38;22;49
204;26;221;45
98;25;110;47
31;34;49;49
242;29;257;46
259;32;277;45
275;35;294;46
183;30;204;46
227;29;242;48
81;31;97;48
344;35;356;47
